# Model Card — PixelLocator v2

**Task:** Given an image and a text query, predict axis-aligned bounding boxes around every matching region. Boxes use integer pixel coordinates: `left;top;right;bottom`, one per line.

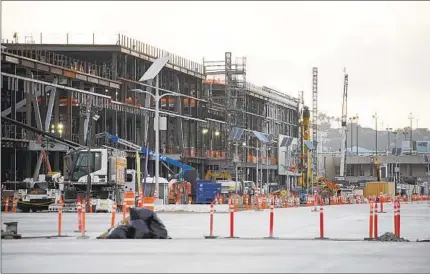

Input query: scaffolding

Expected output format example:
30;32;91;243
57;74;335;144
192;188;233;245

312;67;318;176
203;52;246;175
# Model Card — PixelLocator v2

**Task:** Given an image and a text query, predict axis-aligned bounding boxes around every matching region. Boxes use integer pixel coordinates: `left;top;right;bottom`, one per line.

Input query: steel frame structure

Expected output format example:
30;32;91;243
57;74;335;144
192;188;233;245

312;67;318;177
1;37;300;186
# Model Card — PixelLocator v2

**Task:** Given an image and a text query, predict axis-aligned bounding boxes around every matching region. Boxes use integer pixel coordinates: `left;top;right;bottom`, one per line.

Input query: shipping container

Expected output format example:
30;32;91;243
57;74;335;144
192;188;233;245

364;182;395;197
195;182;222;204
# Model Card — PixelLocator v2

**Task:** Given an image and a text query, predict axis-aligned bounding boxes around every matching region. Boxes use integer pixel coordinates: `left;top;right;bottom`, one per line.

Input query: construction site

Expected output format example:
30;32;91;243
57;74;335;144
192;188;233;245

1;33;318;211
1;34;429;274
3;31;429;212
2;0;430;271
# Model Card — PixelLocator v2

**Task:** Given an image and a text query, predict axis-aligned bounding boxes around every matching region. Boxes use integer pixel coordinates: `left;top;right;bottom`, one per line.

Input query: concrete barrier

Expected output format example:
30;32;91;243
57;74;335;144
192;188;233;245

155;204;229;213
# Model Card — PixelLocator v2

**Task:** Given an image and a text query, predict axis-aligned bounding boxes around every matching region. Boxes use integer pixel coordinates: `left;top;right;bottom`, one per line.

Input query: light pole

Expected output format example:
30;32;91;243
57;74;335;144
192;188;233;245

134;57;201;200
392;131;398;152
131;88;181;198
408;112;413;154
372;113;378;156
349;117;353;154
201;128;208;179
349;115;358;154
241;141;246;182
355;115;359;155
266;144;270;191
402;129;408;140
386;127;393;153
234;142;239;195
135;55;172;200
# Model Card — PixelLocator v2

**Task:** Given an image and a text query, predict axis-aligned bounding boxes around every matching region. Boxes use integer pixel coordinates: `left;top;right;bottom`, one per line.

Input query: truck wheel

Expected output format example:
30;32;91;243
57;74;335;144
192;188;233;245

22;208;30;213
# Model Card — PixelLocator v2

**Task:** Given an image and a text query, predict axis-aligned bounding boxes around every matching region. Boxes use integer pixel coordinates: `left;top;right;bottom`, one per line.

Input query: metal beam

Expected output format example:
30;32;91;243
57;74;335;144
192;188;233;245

1;72;111;100
143;80;153;145
31;88;46;180
44;82;57;133
1;116;80;148
83;88;94;144
1;99;27;116
32;80;57;180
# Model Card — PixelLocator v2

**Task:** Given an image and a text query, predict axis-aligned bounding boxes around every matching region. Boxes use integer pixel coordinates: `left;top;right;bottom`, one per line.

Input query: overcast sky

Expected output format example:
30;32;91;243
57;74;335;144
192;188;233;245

2;1;430;130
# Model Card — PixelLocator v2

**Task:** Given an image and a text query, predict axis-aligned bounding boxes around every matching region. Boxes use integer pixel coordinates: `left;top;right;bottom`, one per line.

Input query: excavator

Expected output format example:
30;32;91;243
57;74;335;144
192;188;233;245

316;176;340;200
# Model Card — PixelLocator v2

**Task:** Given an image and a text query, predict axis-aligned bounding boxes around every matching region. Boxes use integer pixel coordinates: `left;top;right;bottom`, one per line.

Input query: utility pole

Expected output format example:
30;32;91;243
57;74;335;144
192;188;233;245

256;142;259;191
266;144;269;192
386;127;393;153
349;117;353;154
87;118;92;205
355;115;359;155
408;112;414;154
235;142;239;195
393;131;398;152
372;113;379;156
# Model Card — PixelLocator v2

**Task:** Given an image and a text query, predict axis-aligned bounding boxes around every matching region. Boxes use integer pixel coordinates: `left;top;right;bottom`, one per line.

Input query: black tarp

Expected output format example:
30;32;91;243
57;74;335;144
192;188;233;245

104;207;169;239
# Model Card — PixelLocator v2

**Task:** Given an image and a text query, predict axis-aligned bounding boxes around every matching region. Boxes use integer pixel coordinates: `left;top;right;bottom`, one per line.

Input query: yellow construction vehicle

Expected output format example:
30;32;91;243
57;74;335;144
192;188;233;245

298;106;312;188
317;176;340;195
204;170;231;181
372;156;381;182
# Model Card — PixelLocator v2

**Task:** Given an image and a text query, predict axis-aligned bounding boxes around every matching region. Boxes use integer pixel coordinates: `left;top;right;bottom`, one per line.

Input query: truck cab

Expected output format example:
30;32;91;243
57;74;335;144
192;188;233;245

66;148;127;185
241;180;256;195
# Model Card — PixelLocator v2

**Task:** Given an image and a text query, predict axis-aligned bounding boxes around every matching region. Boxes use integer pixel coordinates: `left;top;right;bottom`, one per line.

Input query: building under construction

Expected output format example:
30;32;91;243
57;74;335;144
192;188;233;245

1;33;300;186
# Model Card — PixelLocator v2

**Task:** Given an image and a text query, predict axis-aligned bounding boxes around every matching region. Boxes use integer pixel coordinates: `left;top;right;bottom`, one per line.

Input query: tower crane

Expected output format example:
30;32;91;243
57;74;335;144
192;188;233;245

339;68;348;178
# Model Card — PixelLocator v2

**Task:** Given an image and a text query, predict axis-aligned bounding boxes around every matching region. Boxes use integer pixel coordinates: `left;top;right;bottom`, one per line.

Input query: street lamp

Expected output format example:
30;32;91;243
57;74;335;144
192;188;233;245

354;115;359;155
134;55;171;200
408;112;413;154
372;113;379;156
402;129;408;140
87;113;99;209
349;115;358;155
392;130;398;152
386;127;393;153
135;57;207;201
131;88;181;198
201;128;209;178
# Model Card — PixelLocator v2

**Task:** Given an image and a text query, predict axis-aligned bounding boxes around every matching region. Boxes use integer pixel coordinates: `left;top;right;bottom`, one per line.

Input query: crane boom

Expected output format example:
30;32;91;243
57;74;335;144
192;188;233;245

340;68;348;178
101;132;194;174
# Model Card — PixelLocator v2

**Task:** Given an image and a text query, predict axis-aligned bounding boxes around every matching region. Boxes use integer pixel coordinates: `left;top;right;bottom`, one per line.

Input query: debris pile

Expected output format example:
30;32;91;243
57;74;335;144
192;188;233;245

98;207;170;239
376;232;409;242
